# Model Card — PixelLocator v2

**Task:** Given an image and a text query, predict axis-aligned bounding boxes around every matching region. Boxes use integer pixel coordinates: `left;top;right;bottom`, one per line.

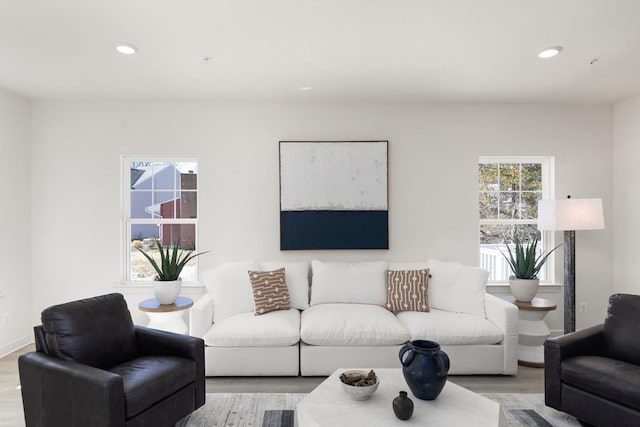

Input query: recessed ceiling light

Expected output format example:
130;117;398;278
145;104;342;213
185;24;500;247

115;43;138;55
300;86;312;91
538;46;563;58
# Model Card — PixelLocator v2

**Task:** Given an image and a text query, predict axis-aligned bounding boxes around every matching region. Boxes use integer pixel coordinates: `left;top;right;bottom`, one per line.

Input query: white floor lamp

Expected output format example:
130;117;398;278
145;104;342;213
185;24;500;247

537;196;605;334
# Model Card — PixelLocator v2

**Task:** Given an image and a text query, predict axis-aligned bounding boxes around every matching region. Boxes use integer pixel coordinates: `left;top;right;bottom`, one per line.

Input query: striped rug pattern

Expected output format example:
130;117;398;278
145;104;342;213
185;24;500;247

177;392;581;427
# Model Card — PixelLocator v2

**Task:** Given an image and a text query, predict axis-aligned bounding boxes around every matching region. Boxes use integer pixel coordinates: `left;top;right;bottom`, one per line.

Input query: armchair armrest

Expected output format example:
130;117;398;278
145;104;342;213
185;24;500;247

19;352;125;427
189;293;214;338
484;293;519;374
134;326;205;407
544;323;605;409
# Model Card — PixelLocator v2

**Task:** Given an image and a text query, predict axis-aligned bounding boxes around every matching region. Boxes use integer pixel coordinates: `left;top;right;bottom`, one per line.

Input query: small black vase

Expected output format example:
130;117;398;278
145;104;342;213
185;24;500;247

393;391;414;420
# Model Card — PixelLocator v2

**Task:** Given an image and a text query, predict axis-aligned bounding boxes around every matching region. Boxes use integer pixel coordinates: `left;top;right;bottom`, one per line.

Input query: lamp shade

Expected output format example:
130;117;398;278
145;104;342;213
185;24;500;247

537;198;605;231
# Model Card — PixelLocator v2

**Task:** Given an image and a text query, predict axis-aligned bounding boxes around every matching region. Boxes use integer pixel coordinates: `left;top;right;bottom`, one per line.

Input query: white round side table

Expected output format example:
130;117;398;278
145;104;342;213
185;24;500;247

502;295;557;368
138;296;193;334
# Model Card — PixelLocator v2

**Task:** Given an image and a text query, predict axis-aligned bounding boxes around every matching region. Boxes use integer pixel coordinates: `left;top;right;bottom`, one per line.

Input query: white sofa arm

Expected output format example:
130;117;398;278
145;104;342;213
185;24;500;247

189;293;214;338
484;293;519;374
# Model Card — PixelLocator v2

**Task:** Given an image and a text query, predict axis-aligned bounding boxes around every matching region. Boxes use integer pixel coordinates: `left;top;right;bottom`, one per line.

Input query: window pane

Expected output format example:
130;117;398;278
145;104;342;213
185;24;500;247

130;191;153;218
178;191;197;218
130;224;197;281
479;191;498;219
479;163;498;191
499;191;519;219
521;191;541;219
521;163;542;191
154;191;177;219
499;164;519;191
480;224;543;281
181;171;197;190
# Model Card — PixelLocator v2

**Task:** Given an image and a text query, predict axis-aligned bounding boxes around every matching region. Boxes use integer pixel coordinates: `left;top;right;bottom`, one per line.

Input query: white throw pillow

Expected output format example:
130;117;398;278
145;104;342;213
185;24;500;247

387;261;429;271
310;260;388;306
427;259;488;317
259;261;310;310
203;260;258;322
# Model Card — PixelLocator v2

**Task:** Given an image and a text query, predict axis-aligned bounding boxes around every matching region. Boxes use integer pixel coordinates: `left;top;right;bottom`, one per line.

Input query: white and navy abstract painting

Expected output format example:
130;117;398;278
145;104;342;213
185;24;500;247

279;141;388;250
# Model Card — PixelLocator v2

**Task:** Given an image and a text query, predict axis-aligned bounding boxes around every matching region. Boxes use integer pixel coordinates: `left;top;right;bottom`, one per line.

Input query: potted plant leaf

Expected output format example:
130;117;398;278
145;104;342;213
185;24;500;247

137;238;209;304
500;235;560;302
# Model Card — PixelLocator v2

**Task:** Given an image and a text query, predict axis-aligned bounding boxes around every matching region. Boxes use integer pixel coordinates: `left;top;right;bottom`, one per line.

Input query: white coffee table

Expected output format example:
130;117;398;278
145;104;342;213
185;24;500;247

297;368;507;426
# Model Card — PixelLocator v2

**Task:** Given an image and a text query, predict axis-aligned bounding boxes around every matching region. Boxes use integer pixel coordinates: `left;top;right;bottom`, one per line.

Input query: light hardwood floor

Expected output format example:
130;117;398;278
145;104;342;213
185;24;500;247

2;344;544;426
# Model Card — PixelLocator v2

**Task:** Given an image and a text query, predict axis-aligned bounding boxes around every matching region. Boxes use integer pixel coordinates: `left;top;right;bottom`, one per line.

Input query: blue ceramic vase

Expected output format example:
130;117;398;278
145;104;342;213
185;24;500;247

399;340;450;400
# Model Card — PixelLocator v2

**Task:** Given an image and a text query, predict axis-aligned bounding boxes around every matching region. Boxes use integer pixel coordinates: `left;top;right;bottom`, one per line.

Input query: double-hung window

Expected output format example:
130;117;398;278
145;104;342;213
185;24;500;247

123;158;200;283
479;156;554;282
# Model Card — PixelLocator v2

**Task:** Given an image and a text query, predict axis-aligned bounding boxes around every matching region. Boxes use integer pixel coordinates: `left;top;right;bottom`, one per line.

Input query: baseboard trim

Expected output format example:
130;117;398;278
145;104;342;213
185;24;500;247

0;335;32;359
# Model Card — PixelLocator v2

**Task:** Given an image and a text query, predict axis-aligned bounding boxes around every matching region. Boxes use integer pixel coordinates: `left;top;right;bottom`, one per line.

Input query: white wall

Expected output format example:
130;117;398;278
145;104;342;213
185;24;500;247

613;95;640;295
29;101;613;335
0;88;31;356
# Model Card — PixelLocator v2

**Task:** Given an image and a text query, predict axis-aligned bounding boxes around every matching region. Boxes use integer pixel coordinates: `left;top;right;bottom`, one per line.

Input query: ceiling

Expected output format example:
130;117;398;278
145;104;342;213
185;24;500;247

1;0;640;103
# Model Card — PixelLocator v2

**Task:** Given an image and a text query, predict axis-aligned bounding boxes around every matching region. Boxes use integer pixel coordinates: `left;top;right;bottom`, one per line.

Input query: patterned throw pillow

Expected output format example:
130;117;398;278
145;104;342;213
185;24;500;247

385;269;430;313
248;268;291;315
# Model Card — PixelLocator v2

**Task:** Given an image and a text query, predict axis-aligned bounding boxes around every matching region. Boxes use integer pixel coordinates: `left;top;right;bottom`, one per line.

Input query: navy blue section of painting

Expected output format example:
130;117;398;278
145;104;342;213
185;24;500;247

281;210;389;250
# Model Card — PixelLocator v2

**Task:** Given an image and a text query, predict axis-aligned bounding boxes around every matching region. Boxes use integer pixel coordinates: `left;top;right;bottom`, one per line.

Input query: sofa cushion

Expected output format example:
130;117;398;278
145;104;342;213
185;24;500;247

396;309;503;345
41;293;138;370
301;303;410;345
259;261;310;309
385;269;430;312
310;260;387;306
562;355;640;412
427;259;488;318
248;268;291;315
110;356;195;418
388;261;430;270
204;309;300;347
604;293;640;365
203;261;258;322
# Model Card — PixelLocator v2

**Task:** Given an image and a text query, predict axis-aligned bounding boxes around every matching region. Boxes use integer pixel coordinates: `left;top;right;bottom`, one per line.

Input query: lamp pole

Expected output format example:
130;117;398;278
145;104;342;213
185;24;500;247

564;230;576;333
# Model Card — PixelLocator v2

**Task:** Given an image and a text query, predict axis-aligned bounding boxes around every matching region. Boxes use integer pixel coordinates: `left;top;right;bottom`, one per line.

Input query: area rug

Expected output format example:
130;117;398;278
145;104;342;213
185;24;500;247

176;392;582;426
176;393;305;427
482;393;583;426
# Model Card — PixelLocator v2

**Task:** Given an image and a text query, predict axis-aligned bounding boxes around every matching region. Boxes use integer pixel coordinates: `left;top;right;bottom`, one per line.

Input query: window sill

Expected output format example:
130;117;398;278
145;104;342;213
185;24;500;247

486;282;562;293
113;282;205;290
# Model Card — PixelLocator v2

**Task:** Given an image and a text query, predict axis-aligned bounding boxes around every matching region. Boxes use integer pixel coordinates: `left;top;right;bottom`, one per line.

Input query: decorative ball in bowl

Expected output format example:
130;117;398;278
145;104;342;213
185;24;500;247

339;370;379;401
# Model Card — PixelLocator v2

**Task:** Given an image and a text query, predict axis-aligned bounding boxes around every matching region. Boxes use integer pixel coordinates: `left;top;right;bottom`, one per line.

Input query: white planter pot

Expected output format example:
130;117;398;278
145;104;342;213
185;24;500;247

153;279;182;305
509;277;539;302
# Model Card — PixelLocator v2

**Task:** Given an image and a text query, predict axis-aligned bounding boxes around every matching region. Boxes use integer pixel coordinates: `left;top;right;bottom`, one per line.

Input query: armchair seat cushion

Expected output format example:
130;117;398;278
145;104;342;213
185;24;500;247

562;355;640;412
110;356;196;418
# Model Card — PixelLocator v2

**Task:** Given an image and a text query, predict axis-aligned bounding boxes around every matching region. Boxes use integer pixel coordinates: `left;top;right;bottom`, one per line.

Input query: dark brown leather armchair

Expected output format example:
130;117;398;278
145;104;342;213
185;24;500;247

18;293;205;427
544;293;640;426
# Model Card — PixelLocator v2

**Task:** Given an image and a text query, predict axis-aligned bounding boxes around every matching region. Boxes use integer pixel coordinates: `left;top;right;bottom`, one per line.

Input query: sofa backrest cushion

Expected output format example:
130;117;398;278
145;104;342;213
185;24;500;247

41;293;138;370
388;262;430;271
310;260;388;306
259;261;310;309
604;293;640;365
427;259;488;318
203;260;259;322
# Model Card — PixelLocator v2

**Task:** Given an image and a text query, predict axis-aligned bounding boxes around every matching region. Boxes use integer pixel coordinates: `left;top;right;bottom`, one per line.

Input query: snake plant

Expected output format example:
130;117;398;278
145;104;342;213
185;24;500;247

136;238;209;281
500;235;560;280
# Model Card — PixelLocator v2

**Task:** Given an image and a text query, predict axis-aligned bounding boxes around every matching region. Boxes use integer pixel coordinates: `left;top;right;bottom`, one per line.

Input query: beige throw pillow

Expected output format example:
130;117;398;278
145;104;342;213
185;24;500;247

385;269;430;313
248;268;291;315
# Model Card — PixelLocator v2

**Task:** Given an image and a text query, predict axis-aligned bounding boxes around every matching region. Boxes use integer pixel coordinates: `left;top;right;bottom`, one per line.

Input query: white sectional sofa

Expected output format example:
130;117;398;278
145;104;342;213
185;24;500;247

190;259;518;376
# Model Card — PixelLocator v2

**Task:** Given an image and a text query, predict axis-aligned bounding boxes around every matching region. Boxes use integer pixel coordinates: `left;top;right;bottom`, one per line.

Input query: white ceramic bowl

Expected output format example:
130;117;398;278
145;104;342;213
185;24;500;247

340;370;380;401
